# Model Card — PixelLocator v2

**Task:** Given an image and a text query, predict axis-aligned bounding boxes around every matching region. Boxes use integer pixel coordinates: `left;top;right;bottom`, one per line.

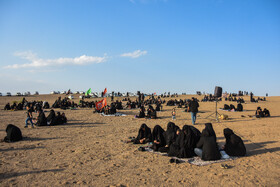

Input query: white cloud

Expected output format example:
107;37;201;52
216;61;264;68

120;50;147;58
4;51;107;69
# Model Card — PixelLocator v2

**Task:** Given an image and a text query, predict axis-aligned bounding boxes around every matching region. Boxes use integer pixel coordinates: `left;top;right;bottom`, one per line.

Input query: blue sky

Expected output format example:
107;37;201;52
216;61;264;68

0;0;279;96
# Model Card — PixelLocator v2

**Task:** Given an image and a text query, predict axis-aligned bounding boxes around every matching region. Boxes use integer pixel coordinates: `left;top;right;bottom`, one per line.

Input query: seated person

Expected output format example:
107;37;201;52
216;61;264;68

151;125;166;151
236;103;243;112
155;103;161;111
35;109;47;126
223;128;246;156
263;108;270;117
4;103;11;110
146;105;157;119
47;109;56;125
159;122;179;153
4;124;23;142
109;103;117;114
255;107;264;118
168;125;196;158
223;104;230;110
229;104;236;111
135;106;145;118
54;112;64;125
61;112;67;123
194;126;221;161
126;123;152;144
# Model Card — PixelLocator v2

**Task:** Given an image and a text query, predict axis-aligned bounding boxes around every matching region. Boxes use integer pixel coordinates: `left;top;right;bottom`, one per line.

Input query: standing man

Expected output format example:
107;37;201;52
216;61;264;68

25;106;34;128
188;97;199;125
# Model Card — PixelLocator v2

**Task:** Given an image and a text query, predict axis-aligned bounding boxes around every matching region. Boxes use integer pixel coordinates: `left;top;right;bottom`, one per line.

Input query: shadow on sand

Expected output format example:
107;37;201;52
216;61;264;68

0;146;45;152
0;169;64;180
245;141;280;156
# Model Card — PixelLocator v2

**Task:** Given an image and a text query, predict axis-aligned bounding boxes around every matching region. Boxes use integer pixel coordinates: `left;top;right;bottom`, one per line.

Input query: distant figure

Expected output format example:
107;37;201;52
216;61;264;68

223;128;246;156
35;109;47;126
263;108;270;117
171;108;176;120
236;103;243;112
4;124;23;142
135;106;145;118
25;106;34;128
188;97;199;125
4;103;11;110
255;107;264;118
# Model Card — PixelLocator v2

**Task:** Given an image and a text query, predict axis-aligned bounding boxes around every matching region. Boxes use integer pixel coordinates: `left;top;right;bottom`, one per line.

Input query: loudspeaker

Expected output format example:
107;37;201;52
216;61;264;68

214;86;222;98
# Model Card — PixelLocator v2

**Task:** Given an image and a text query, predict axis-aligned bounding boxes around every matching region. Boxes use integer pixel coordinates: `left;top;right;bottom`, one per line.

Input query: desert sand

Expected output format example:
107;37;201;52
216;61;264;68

0;94;280;186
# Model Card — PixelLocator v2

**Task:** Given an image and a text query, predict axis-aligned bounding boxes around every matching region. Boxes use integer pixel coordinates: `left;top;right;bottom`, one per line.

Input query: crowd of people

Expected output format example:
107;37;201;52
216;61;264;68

126;122;246;161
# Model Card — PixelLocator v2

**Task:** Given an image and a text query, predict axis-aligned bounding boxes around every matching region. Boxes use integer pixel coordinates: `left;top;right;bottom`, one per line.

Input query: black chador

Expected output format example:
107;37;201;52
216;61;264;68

4;124;23;142
196;128;221;161
151;125;166;151
133;124;152;144
168;125;196;158
223;128;246;156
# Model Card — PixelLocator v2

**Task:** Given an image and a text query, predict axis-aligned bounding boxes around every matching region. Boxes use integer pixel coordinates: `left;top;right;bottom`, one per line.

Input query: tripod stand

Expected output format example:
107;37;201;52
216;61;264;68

205;98;221;121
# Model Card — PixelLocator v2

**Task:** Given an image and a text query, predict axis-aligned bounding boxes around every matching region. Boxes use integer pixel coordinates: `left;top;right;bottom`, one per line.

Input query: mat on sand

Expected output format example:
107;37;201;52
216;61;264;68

144;147;237;166
101;112;127;116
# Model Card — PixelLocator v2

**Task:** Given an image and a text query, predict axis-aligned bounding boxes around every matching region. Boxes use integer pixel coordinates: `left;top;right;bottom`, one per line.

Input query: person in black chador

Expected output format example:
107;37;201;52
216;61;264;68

4;103;11;110
61;112;67;123
109;103;117;114
135;105;145;118
35;109;47;126
194;126;221;161
151;125;166;151
236;103;243;112
4;124;23;142
204;123;216;142
168;125;197;158
188;97;199;125
126;123;152;144
255;107;264;118
164;122;179;147
222;128;246;156
263;108;270;117
47;109;56;125
147;105;157;119
159;122;178;153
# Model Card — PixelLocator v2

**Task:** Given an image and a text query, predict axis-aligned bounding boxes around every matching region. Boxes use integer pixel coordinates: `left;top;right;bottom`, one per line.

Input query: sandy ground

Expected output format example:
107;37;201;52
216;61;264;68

0;94;280;186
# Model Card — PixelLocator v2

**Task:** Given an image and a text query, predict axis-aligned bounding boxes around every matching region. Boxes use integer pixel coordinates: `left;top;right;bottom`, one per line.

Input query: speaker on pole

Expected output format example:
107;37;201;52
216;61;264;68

214;86;222;98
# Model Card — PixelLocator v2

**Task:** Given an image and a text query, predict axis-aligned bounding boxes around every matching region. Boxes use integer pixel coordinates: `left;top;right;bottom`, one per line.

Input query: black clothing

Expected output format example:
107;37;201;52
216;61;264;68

263;109;270;117
47;110;56;125
133;124;152;144
189;100;199;112
196;129;221;161
168;125;196;158
27;109;32;118
236;103;243;111
36;111;47;126
4;124;23;142
151;125;166;151
190;126;201;145
164;122;178;147
224;104;230;110
224;128;246;156
4;103;11;110
205;123;216;142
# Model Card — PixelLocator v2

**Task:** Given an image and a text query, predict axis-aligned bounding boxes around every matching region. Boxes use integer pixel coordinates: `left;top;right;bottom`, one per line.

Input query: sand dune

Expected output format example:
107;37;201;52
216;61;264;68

1;94;280;186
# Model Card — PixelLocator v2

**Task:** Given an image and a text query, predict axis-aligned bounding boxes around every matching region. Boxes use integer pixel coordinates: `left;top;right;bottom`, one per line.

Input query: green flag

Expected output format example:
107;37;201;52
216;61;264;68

85;88;91;96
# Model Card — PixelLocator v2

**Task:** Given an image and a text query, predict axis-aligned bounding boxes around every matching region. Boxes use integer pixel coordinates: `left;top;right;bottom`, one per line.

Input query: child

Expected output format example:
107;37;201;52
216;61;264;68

25;106;34;128
172;108;176;120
